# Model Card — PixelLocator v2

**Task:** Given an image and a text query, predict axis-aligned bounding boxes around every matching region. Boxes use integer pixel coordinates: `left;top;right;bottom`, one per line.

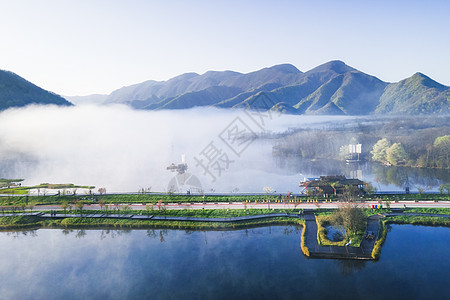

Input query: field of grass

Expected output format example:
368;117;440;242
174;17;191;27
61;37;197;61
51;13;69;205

403;207;450;215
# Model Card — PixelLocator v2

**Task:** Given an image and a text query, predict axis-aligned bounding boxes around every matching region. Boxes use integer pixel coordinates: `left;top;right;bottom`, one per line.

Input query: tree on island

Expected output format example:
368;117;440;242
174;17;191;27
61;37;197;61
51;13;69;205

330;202;365;239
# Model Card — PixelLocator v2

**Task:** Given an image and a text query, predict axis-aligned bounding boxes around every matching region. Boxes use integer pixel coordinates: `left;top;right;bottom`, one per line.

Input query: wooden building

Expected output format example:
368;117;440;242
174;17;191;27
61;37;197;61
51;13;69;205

300;175;365;195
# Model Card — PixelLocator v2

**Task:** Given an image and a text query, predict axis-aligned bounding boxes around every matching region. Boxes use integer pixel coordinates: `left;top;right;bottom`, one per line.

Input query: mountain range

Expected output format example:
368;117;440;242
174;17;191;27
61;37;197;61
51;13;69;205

73;60;449;115
2;61;449;115
0;69;71;110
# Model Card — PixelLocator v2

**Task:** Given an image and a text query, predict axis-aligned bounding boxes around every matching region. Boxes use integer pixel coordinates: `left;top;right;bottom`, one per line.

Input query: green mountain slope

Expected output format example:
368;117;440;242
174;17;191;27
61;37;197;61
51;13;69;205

0;70;71;110
376;72;450;114
15;60;445;116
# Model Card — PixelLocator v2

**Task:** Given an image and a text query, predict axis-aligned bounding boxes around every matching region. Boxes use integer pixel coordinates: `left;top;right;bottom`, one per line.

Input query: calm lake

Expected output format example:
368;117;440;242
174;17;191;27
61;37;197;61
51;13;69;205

0;225;449;300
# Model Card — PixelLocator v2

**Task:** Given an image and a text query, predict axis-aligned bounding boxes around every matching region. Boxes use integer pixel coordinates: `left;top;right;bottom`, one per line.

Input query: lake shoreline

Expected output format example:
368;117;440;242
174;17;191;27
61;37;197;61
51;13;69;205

1;211;449;261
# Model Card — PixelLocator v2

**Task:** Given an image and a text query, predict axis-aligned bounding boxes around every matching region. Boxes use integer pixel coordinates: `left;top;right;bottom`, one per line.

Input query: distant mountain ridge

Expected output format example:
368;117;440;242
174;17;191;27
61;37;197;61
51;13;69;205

93;60;449;115
0;70;71;110
2;61;449;115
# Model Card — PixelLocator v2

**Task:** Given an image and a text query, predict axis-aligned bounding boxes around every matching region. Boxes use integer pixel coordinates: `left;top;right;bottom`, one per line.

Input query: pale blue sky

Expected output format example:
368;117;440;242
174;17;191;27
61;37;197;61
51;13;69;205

0;0;449;96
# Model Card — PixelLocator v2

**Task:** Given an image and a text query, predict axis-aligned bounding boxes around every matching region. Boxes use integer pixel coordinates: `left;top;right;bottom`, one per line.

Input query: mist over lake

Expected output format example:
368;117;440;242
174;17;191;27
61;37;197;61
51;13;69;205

0;105;447;193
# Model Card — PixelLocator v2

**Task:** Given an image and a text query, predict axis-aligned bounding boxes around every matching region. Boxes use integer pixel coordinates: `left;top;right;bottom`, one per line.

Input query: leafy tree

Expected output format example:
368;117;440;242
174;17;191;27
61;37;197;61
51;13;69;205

75;200;84;213
98;199;105;211
439;184;450;194
61;202;68;214
434;135;450;150
386;143;408;165
364;182;377;195
145;204;153;215
384;199;391;210
433;135;450;168
122;205;131;214
371;138;391;162
342;185;359;201
330;202;365;237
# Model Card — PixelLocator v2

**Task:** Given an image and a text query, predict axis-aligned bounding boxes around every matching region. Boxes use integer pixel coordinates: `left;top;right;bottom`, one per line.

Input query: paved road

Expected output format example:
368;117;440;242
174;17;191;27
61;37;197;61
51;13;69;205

31;201;450;212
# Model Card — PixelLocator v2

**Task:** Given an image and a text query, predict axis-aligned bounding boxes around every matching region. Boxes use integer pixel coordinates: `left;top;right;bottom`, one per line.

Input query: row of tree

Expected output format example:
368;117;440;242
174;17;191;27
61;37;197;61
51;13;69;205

272;116;449;169
371;135;450;168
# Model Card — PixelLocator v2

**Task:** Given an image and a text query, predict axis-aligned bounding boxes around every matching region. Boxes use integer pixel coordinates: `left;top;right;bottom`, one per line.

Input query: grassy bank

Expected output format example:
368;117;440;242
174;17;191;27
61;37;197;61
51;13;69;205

57;217;305;231
316;215;364;247
0;215;59;230
403;207;450;215
300;222;310;257
0;212;311;256
0;213;305;231
52;208;303;218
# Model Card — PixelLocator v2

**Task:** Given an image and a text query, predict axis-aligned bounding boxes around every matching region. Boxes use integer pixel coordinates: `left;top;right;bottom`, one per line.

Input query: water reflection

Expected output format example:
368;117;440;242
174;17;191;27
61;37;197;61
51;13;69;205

334;260;367;275
4;230;38;238
275;156;449;191
372;164;449;191
0;226;448;299
75;229;87;239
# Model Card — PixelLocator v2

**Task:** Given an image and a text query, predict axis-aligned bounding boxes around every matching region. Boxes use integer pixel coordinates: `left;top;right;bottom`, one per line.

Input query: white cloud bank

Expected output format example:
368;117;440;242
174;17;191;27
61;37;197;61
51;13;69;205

0;105;351;193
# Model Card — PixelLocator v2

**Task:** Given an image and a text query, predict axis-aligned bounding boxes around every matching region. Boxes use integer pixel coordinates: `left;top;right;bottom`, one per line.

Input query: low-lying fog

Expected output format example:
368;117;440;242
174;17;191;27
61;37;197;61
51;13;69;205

0;105;356;193
0;105;445;193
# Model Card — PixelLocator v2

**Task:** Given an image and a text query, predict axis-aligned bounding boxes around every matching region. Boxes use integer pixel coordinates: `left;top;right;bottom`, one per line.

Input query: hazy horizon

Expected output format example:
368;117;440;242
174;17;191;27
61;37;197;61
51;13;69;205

0;104;357;193
1;104;447;194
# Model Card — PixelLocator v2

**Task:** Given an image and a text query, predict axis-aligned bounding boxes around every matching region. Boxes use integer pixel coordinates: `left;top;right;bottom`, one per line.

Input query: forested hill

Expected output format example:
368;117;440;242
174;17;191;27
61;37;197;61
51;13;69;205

2;62;449;115
0;70;71;110
82;60;449;115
